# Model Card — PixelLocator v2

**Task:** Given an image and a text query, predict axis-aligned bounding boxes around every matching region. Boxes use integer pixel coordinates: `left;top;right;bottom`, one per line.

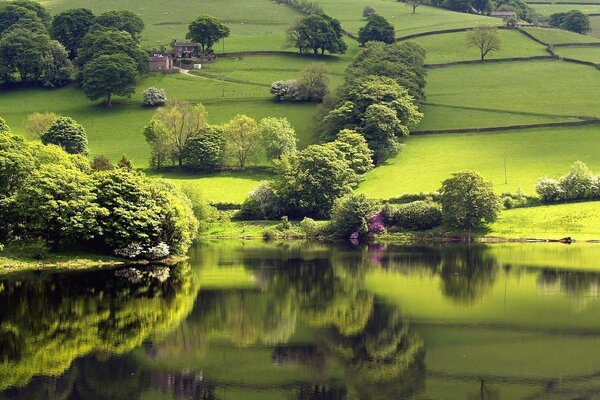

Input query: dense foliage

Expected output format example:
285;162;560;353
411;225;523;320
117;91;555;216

186;15;230;53
381;201;443;230
358;14;395;45
270;64;330;102
41;116;88;154
536;161;600;203
50;8;95;58
549;10;591;34
142;87;167;106
330;194;379;238
288;14;347;55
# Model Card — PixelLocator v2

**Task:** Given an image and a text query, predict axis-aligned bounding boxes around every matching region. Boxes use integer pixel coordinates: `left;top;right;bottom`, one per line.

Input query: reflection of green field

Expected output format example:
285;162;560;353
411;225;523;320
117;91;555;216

38;0;301;51
413;30;548;63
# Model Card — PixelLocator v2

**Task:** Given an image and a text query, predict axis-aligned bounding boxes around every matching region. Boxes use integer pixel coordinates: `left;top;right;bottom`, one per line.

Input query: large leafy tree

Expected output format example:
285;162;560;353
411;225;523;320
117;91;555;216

9;0;50;26
186;15;230;53
77;28;148;73
550;10;591;34
50;8;95;58
258;117;297;160
289;14;347;55
223;114;260;169
0;28;49;83
94;10;145;41
358;14;395;45
81;53;138;108
39;40;73;88
41;116;88;154
439;170;501;233
182;126;226;170
329;129;373;174
0;3;40;35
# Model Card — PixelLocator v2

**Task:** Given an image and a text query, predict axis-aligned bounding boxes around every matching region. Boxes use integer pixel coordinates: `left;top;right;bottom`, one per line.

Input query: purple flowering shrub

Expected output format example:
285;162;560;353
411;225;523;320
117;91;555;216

368;212;386;234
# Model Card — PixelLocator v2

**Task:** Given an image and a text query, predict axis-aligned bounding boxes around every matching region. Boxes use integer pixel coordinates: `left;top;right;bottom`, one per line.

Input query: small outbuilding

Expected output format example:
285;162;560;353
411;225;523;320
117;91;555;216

149;53;174;72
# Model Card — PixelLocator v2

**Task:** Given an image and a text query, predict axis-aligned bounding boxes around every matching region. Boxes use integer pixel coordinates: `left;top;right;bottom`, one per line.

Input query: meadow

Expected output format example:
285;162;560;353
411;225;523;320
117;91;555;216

528;3;600;16
521;26;600;44
554;44;600;62
358;125;600;198
411;29;548;63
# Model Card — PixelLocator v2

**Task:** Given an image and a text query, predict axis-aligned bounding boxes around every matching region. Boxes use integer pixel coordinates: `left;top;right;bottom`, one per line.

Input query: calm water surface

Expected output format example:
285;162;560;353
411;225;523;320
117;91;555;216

2;241;600;399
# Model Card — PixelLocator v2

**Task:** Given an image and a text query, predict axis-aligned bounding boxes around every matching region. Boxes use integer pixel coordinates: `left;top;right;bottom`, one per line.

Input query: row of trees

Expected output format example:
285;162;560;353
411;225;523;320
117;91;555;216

549;10;590;34
0;117;198;257
144;101;298;170
536;161;600;203
287;13;347;55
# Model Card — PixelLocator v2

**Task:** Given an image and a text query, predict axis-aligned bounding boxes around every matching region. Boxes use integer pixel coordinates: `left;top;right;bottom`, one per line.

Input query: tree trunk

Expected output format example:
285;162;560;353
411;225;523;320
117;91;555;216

106;92;112;108
413;4;417;13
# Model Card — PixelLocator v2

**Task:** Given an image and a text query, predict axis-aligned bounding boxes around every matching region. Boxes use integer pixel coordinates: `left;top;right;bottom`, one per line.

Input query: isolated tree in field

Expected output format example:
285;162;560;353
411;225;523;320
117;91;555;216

224;115;260;169
439;170;501;234
258;117;297;160
50;8;95;58
41;116;88;154
290;14;347;55
403;0;426;14
358;14;395;45
466;27;501;61
145;101;208;168
94;10;145;41
362;6;376;18
186;15;230;53
81;53;138;108
25;112;59;138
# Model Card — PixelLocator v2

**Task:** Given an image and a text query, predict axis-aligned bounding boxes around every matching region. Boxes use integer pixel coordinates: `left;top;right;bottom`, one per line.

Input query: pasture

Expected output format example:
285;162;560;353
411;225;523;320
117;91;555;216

357;125;600;198
528;3;600;16
411;29;548;64
520;26;600;44
554;45;600;62
37;0;301;52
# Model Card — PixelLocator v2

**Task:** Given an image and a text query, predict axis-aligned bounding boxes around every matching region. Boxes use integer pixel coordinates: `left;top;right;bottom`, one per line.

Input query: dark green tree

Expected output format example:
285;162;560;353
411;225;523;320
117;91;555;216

186;15;230;53
77;28;148;73
81;53;138;108
94;10;145;41
41;116;88;154
561;10;591;34
330;193;378;237
182;126;226;169
291;14;347;55
50;8;95;58
0;3;40;35
0;28;49;83
358;14;395;45
10;0;50;26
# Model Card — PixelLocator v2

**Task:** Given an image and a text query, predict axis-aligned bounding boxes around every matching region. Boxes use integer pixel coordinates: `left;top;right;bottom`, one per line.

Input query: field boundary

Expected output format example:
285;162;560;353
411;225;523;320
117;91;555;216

552;42;600;47
396;26;512;42
514;26;550;45
425;55;557;68
413;118;600;134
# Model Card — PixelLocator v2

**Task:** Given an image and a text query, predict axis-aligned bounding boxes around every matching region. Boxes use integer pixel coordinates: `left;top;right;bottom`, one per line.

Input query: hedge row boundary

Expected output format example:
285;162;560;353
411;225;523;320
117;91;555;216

412;118;600;135
425;55;556;68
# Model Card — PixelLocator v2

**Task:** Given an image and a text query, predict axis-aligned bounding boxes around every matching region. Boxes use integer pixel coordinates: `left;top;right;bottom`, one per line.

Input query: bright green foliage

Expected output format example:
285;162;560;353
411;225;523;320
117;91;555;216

0;116;9;133
12;164;105;247
0;3;39;35
273;144;359;218
258;117;297;160
358;14;395;45
383;201;443;230
77;28;148;73
289;14;347;55
186;15;230;53
41;116;88;155
50;8;95;58
0;132;35;210
439;170;501;230
182;125;226;169
94;10;145;41
330;193;378;237
329;129;373;174
362;103;406;163
224;114;260;169
81;53;138;108
536;161;599;203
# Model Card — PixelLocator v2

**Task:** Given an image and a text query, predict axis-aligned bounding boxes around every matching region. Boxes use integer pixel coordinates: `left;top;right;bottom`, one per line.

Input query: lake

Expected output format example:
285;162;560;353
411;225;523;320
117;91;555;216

2;240;600;399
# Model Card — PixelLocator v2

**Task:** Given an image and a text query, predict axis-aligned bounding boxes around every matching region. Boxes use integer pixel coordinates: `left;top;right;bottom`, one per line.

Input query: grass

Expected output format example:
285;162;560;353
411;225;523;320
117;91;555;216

554;44;600;62
38;0;302;52
488;201;600;240
521;26;600;44
357;125;600;198
419;60;600;129
312;0;500;37
412;29;548;64
528;3;600;16
591;15;600;39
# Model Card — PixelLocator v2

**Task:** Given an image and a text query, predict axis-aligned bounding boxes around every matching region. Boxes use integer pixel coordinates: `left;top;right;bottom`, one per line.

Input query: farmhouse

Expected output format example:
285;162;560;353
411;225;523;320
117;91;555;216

149;53;174;72
173;42;200;58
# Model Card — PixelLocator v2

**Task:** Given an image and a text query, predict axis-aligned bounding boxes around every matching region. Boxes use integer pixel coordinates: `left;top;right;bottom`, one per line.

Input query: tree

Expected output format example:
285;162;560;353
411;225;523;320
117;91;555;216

330;193;378;238
81;53;138;108
223;115;260;169
439;170;501;234
117;154;133;171
94;10;145;41
41;116;88;154
91;154;115;171
362;103;405;163
0;28;50;84
404;0;426;14
362;6;377;18
50;8;95;59
0;116;10;133
186;15;230;53
358;14;395;45
38;40;73;88
559;10;591;34
466;27;501;61
258;117;297;160
182;126;226;169
330;129;373;174
145;101;208;168
10;0;51;26
0;4;40;35
77;28;148;73
25;112;59;138
291;14;347;55
296;64;330;101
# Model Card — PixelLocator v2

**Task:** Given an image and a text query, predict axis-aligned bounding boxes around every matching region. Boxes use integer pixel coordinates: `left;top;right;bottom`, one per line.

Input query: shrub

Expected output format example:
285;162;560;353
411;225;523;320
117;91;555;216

41;116;88;155
559;161;597;201
270;80;298;101
117;154;133;171
0;117;10;133
91;154;115;171
330;193;378;238
536;178;563;203
182;126;226;169
393;201;442;230
142;87;167;106
388;192;440;204
236;182;280;220
29;240;49;260
299;217;320;237
362;5;376;18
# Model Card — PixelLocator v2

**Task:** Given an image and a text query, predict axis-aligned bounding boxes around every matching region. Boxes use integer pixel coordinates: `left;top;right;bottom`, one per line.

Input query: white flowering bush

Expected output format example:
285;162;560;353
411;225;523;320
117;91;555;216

142;87;167;106
146;242;170;259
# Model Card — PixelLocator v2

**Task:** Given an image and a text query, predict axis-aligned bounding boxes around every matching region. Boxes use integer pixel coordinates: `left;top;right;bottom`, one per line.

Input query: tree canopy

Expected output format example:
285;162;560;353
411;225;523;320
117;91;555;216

466;26;501;61
186;15;230;53
288;14;347;55
50;8;95;58
81;53;138;108
358;14;395;45
93;10;145;41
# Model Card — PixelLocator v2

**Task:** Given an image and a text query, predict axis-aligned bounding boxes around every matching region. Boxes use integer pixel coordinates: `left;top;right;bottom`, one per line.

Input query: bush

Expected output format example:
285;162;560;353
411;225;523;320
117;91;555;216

29;240;49;260
41;116;88;155
91;154;114;171
236;182;280;220
182;126;226;169
388;192;440;204
559;161;597;201
142;87;167;106
392;201;442;230
270;80;298;101
536;178;562;203
330;193;378;239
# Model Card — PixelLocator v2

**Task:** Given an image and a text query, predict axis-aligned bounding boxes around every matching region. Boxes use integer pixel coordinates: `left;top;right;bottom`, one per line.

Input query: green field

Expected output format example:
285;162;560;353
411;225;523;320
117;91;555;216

358;125;600;198
529;3;600;16
554;44;600;62
412;29;548;64
521;26;600;44
419;60;600;130
312;0;500;37
38;0;301;52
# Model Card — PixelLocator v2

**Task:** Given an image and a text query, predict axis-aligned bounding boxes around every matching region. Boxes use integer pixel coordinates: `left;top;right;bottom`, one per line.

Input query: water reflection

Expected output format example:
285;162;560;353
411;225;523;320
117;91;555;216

3;242;600;399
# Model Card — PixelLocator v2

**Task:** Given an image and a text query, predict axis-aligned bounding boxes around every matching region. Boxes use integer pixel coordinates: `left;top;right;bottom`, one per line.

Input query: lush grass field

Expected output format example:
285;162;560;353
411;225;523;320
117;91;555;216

0;72;320;166
489;201;600;240
590;15;600;39
358;125;600;198
38;0;301;52
312;0;500;37
554;44;600;62
529;3;600;16
521;26;600;44
419;60;600;130
412;29;548;63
